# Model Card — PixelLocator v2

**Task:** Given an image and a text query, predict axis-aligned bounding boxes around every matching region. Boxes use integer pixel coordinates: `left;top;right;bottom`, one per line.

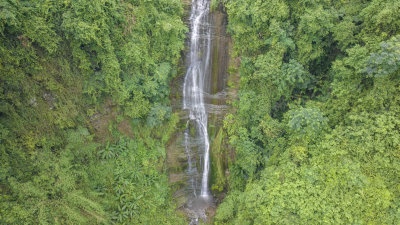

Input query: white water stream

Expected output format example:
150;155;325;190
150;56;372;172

183;0;212;199
182;0;213;223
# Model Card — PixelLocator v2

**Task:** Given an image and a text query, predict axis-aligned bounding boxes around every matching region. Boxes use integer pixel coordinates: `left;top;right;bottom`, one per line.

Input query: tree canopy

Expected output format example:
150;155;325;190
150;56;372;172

216;0;400;224
0;0;187;224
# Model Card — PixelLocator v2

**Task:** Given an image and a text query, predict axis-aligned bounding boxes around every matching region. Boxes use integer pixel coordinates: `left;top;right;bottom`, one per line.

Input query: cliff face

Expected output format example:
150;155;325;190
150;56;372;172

208;6;231;199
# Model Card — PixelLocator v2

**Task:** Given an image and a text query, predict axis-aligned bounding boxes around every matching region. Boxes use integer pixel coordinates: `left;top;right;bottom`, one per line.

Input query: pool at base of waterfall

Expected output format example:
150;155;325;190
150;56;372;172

185;196;214;224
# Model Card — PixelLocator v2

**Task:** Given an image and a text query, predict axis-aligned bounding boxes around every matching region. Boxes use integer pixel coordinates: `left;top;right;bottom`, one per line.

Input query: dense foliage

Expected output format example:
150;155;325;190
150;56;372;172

0;0;187;224
216;0;400;224
3;0;400;224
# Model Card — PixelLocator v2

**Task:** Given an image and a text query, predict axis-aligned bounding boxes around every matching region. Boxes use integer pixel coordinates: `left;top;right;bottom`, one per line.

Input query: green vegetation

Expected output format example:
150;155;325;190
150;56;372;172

216;0;400;224
2;0;400;224
0;0;187;224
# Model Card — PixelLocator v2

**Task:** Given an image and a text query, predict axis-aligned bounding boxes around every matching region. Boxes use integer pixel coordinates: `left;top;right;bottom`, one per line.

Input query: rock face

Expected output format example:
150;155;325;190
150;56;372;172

166;1;230;224
208;6;231;201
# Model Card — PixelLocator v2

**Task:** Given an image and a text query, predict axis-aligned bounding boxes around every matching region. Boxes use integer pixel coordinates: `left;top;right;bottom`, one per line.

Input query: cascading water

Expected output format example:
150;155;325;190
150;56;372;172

184;0;212;199
182;0;213;222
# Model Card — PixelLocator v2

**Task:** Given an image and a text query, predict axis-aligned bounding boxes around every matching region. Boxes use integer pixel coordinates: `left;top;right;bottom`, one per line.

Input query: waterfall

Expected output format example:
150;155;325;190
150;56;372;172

163;0;228;223
183;0;212;199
